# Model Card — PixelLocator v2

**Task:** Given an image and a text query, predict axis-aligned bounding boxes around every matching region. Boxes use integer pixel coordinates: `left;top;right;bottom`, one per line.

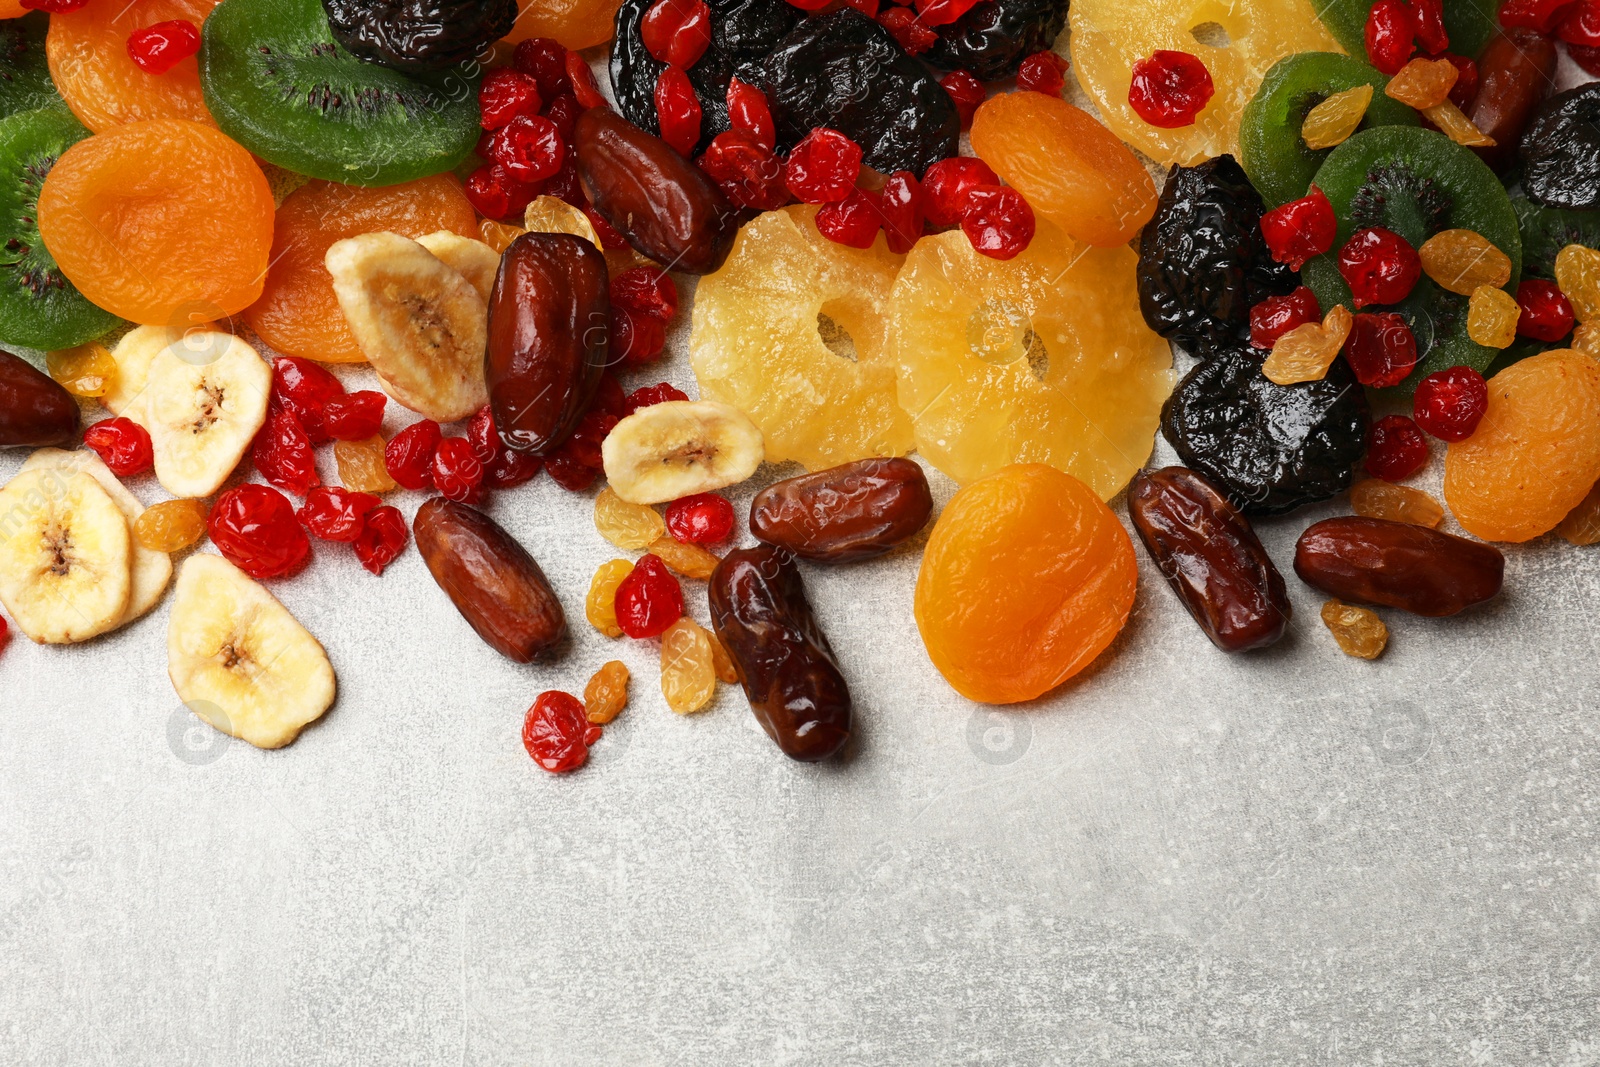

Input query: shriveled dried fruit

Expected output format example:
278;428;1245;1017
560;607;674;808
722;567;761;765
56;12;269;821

1554;244;1600;322
1418;229;1513;296
133;498;208;553
1320;598;1388;659
707;629;738;683
335;435;399;494
1384;57;1458;109
1301;85;1372;150
660;616;717;714
1295;516;1505;616
584;660;631;724
1349;478;1444;527
1575;322;1600;357
646;535;719;579
1422;101;1495;147
594;486;666;550
586;559;634;639
45;342;116;398
1262;304;1353;385
1466;284;1520;348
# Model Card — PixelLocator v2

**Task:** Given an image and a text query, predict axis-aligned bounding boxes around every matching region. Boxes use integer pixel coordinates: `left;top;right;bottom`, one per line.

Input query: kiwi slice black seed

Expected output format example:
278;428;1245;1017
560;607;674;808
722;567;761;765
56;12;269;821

199;0;481;187
0;14;58;122
0;107;122;351
1511;194;1600;280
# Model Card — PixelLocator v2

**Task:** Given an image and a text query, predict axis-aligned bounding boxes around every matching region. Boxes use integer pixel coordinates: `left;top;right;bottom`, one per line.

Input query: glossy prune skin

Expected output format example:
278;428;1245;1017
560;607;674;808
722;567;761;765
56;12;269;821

1468;30;1558;174
1138;156;1296;352
413;498;568;662
0;350;77;449
321;0;517;73
1127;466;1291;652
487;232;609;455
750;457;933;562
575;107;739;275
924;0;1070;81
757;10;959;176
708;545;851;762
1293;516;1504;617
1520;84;1600;210
1161;345;1369;516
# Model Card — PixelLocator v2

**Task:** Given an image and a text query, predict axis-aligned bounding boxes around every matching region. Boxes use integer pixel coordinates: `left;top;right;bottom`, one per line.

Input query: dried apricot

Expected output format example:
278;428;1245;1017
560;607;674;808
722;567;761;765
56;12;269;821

37;119;273;325
507;0;622;50
134;497;208;552
586;558;633;638
1444;349;1600;542
1320;598;1387;659
915;464;1137;704
1349;479;1444;527
660;616;716;714
584;660;630;724
46;0;218;132
245;176;477;364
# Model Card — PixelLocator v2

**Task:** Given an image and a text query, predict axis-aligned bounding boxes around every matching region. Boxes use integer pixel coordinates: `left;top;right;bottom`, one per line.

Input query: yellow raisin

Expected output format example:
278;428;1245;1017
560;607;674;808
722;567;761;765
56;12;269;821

1384;57;1458;109
586;558;633;638
45;342;117;397
660;617;716;714
1466;284;1520;348
1301;84;1372;150
647;536;720;580
707;629;739;683
1574;321;1600;357
594;486;665;550
584;660;631;724
1556;479;1600;546
1554;244;1600;322
1349;478;1444;528
335;435;398;494
1263;304;1352;385
1419;229;1513;296
1320;598;1388;659
523;194;599;246
1421;101;1494;147
133;498;208;552
478;218;525;254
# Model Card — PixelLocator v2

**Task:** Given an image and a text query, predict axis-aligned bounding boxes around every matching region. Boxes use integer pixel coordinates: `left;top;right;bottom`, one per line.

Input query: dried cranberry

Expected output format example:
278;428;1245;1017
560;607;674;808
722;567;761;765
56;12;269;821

621;382;690;416
1571;44;1600;76
961;185;1035;260
209;484;311;580
523;691;602;773
1365;0;1416;75
916;0;980;26
665;492;735;542
726;76;776;152
1409;0;1450;53
939;70;985;130
384;420;443;490
1560;0;1600;44
253;403;319;497
876;170;922;254
655;64;702;157
1413;365;1488;441
513;37;572;100
1364;414;1430;481
877;6;938;53
1444;54;1478;109
1250;286;1322;349
353;505;408;575
479;69;543;130
542;91;584;143
611;303;668;364
817;190;882;248
1498;0;1577;33
583;203;628;248
1016;51;1069;96
614;553;684;637
489;114;565;185
322;391;386;442
485;448;543;489
297;486;380;543
592;373;627;418
272;356;342;443
1128;50;1215;129
698;131;789;210
464;165;518;220
612;267;678;323
466;405;499;464
0;615;8;657
1515;278;1575;340
82;417;153;477
565;410;618;469
785;128;863;204
431;438;486;504
545;154;586;208
566;52;608;110
1260;186;1337;270
1344;312;1419;388
126;19;201;76
545;453;599;491
641;0;713;69
1338;227;1421;308
921;156;1000;229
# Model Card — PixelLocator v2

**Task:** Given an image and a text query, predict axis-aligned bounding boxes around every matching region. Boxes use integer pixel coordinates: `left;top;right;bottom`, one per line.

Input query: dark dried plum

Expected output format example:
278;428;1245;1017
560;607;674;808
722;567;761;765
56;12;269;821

1137;155;1296;353
1519;84;1600;211
757;10;959;176
1160;345;1369;516
321;0;517;73
610;0;801;157
923;0;1070;81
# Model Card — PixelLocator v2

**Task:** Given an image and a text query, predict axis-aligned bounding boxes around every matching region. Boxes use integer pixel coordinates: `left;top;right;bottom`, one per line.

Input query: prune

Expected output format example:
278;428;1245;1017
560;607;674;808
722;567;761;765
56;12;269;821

322;0;518;74
610;0;801;157
708;545;851;762
923;0;1069;81
1467;29;1558;174
1161;344;1369;516
1293;516;1504;617
749;457;933;562
1519;84;1600;210
757;11;960;177
1137;156;1297;353
0;350;78;449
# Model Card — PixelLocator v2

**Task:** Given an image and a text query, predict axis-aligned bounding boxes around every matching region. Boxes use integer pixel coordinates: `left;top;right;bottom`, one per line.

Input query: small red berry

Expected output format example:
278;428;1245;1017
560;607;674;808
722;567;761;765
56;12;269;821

613;553;685;638
523;691;602;773
1497;0;1575;33
467;405;500;464
478;69;543;130
1343;311;1419;388
384;420;443;491
612;267;678;323
1365;0;1417;74
876;7;938;53
485;449;543;489
1249;286;1322;349
784;0;832;11
876;170;923;254
939;70;985;129
1571;43;1600;76
488;114;565;184
591;373;627;418
665;493;735;543
697;131;789;210
655;65;702;156
642;0;713;68
1364;414;1430;481
208;485;311;580
563;410;618;469
82;417;153;477
610;302;668;364
961;185;1035;260
1260;186;1337;270
463;165;517;221
726;76;775;151
566;51;608;109
1409;0;1450;53
1413;364;1488;441
584;202;627;247
353;505;408;575
512;37;572;100
816;189;882;248
920;156;1001;228
1338;226;1421;308
1128;50;1215;128
785;127;863;204
1443;54;1478;108
322;391;386;442
841;0;879;15
126;20;201;76
915;0;980;26
621;382;690;416
0;615;9;657
542;91;583;143
272;356;342;443
297;486;381;543
253;403;319;497
1560;0;1600;45
545;453;599;491
1515;278;1575;341
1016;51;1069;96
431;438;486;504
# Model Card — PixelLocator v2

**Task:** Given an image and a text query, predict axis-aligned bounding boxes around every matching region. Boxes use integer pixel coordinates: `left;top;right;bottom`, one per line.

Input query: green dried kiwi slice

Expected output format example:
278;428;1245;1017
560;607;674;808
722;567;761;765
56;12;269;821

0;106;122;351
1313;0;1497;67
0;14;59;121
1303;126;1521;388
199;0;481;187
1511;195;1600;280
1239;52;1420;208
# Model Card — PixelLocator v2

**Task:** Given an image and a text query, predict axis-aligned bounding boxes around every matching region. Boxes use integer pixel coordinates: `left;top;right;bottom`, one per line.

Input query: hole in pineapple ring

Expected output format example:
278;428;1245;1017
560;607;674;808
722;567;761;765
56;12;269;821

1189;21;1231;48
816;311;858;362
966;298;1050;381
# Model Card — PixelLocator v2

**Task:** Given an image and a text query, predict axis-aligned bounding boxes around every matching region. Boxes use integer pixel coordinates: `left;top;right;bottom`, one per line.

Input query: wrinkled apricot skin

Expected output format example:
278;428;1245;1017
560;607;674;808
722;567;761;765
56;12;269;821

508;0;622;50
246;176;478;364
47;0;219;132
1444;350;1600;542
38;119;274;325
915;464;1137;705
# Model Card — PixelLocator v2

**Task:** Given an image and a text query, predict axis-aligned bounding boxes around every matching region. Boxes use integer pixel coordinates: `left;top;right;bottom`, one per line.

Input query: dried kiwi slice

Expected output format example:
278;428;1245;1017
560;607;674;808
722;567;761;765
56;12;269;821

1312;0;1497;65
1239;52;1419;208
199;0;481;187
1511;195;1600;280
1303;126;1521;387
0;14;58;121
0;107;121;351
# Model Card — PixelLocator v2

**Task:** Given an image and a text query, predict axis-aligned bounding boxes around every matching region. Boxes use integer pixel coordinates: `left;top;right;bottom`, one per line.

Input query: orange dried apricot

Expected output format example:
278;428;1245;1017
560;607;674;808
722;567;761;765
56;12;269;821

915;464;1137;704
1384;57;1458;109
508;0;622;50
37;119;274;325
46;0;219;132
244;175;477;364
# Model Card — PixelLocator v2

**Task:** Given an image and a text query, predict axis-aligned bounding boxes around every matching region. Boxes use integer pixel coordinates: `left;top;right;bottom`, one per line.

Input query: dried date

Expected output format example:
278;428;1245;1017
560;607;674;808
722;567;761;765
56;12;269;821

1467;29;1558;174
0;350;77;448
1293;516;1503;617
749;457;932;562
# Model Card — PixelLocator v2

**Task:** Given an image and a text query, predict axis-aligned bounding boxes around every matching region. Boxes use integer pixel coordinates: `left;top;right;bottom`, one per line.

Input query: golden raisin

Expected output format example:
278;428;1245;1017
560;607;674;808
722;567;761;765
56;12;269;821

584;660;630;724
594;486;665;549
1419;229;1514;296
335;435;398;494
1421;101;1494;147
1321;598;1388;659
1384;57;1458;109
1263;304;1352;385
586;558;633;638
647;536;720;580
1554;244;1600;323
707;630;739;684
523;195;599;248
45;342;117;397
1466;284;1520;348
1301;85;1372;150
134;498;208;553
1349;478;1445;527
660;617;716;714
1574;321;1600;357
478;218;525;254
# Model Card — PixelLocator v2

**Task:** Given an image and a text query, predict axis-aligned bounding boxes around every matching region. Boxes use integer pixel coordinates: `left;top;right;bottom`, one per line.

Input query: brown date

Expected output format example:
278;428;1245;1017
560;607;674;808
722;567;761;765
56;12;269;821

1127;466;1291;652
413;498;568;662
1468;29;1558;173
0;350;77;449
708;545;852;762
749;457;934;563
574;107;738;275
1293;516;1503;617
487;232;609;455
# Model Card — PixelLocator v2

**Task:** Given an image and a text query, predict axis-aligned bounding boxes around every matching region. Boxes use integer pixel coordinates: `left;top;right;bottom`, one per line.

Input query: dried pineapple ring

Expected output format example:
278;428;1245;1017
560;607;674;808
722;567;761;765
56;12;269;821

689;205;912;471
889;218;1174;497
1070;0;1343;166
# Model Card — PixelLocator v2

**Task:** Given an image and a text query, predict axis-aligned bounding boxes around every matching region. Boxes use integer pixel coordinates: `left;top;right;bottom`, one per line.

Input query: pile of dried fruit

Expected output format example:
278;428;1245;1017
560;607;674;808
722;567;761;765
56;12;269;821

0;0;1597;772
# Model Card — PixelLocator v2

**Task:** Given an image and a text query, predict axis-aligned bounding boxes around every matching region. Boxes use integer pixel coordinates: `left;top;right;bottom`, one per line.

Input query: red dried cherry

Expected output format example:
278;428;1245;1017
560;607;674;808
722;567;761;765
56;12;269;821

591;373;627;418
467;405;499;463
272;356;342;443
643;0;713;69
1560;0;1600;45
1128;50;1215;129
431;438;485;504
1515;278;1575;341
655;65;703;157
209;484;311;580
916;0;980;26
253;403;319;497
939;70;985;130
612;267;678;323
841;0;879;15
513;37;571;100
1413;365;1488;441
485;449;543;489
1409;0;1449;53
876;170;923;254
1444;54;1478;108
726;76;775;151
1260;186;1337;270
613;553;684;638
785;128;863;204
665;493;735;543
322;391;386;442
1365;0;1416;74
621;382;690;416
961;185;1035;260
920;156;1000;229
523;691;602;773
877;7;938;54
817;190;881;249
384;420;443;491
611;303;668;364
354;505;408;575
489;114;565;185
545;453;599;491
126;20;201;76
1364;414;1430;481
1498;0;1576;33
479;69;543;130
1570;44;1600;77
566;52;608;110
82;417;153;477
564;410;618;469
1344;311;1419;388
1017;51;1069;96
698;131;789;210
542;91;584;143
1249;286;1322;349
297;486;380;543
1338;226;1421;308
0;615;8;657
463;166;518;221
